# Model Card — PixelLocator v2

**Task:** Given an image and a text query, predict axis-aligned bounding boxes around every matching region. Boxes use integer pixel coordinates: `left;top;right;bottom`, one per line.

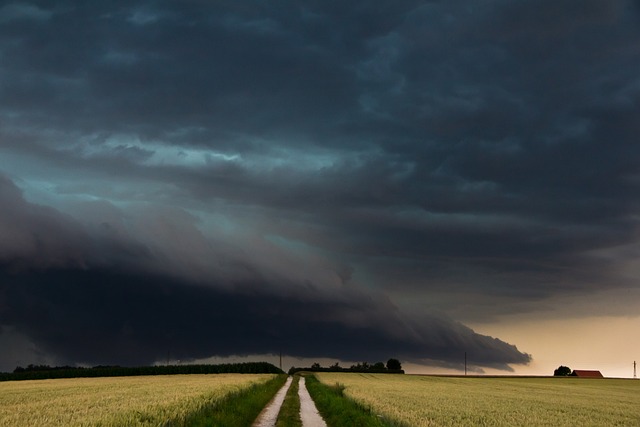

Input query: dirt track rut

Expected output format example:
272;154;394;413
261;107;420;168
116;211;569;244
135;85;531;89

298;376;327;427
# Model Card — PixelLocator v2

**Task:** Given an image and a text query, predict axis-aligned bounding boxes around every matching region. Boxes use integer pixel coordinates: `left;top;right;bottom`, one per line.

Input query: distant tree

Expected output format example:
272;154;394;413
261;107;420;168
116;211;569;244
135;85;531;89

311;362;321;370
554;365;571;376
373;362;386;370
350;362;369;371
387;358;402;370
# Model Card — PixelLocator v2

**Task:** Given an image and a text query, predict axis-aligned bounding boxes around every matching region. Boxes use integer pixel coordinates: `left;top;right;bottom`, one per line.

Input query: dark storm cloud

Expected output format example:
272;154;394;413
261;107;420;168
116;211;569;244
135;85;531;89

0;175;529;370
0;268;529;371
0;174;90;270
1;0;640;369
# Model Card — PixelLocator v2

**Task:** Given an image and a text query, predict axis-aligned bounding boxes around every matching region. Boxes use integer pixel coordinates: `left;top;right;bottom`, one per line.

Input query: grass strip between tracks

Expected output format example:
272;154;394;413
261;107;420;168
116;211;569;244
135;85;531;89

304;374;406;427
276;375;302;427
185;374;288;427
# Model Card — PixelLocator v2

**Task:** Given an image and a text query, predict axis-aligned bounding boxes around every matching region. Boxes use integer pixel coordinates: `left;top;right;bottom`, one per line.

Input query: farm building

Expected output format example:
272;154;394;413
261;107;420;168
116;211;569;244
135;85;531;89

571;370;604;378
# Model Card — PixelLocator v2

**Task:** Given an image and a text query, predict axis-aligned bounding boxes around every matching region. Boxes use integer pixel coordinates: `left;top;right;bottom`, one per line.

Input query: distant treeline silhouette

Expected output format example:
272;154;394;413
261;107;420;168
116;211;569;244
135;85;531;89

288;359;404;375
1;362;283;381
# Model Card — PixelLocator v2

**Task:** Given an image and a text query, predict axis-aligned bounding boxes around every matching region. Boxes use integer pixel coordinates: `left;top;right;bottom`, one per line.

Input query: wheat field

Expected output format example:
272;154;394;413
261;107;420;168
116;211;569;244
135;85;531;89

0;373;275;426
315;373;640;426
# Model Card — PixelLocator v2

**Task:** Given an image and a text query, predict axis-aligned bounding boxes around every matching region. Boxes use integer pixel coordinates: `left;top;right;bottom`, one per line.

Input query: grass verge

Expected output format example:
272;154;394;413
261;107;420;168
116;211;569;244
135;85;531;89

304;374;406;427
276;375;302;427
184;374;287;427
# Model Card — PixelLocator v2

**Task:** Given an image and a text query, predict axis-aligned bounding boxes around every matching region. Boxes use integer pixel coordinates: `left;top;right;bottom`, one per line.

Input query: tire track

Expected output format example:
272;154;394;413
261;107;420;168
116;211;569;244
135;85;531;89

298;376;327;427
252;376;293;427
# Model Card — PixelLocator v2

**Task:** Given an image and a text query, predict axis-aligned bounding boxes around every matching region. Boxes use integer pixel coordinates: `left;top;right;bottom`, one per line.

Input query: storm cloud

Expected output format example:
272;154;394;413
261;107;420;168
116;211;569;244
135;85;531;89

1;0;639;372
0;176;529;370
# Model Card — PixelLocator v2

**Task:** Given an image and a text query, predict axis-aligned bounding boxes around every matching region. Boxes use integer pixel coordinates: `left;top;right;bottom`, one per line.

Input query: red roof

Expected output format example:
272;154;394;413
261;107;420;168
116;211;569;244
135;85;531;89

572;370;604;378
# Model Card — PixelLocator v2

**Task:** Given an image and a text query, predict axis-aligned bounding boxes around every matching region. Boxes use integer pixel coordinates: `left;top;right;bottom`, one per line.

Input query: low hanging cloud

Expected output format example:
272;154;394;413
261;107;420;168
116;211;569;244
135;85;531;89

1;268;530;371
0;174;529;371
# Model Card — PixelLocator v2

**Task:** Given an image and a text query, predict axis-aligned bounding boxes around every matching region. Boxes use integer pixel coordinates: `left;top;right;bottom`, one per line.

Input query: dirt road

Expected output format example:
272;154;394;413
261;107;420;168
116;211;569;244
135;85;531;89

252;375;328;427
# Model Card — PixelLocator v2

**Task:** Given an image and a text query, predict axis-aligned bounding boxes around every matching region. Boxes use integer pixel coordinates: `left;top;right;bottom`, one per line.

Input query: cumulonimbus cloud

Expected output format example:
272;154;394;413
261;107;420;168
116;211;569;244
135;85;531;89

2;0;639;372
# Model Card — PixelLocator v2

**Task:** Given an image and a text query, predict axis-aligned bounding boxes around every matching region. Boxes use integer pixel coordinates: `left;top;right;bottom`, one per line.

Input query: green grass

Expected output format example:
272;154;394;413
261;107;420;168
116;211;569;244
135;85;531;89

185;374;288;427
276;375;302;427
304;374;405;427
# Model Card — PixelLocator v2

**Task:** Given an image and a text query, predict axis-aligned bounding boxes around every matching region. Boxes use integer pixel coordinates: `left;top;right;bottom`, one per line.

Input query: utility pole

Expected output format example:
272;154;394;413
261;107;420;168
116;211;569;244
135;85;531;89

464;352;467;376
634;361;637;379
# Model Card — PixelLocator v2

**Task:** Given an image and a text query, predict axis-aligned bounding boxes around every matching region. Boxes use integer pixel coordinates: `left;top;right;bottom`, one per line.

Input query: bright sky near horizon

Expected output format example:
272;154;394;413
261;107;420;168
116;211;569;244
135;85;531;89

1;0;639;376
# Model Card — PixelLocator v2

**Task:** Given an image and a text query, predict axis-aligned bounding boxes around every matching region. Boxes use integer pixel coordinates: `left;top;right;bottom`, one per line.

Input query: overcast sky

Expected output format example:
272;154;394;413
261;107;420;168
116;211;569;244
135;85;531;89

1;0;639;375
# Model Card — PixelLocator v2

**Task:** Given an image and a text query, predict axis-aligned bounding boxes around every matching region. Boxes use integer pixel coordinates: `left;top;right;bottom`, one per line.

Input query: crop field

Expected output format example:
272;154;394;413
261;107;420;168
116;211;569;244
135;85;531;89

0;373;275;426
315;373;640;426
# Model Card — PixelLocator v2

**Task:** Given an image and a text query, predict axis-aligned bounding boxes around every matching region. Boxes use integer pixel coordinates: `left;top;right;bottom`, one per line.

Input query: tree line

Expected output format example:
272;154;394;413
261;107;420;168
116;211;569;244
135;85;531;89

1;362;283;381
288;358;404;375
